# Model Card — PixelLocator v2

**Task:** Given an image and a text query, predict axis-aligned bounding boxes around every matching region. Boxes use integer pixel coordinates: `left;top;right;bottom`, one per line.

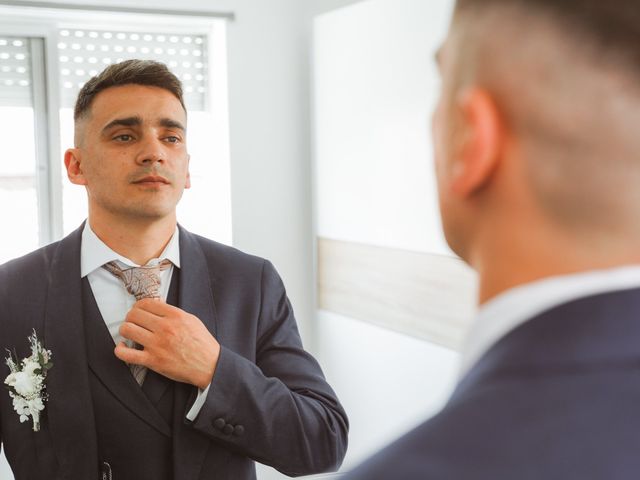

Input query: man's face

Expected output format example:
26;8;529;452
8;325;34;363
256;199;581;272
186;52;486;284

67;84;191;223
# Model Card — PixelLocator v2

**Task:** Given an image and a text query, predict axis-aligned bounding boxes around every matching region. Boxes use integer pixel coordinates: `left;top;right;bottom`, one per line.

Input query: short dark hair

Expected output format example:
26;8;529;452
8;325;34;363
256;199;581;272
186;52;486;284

74;59;186;121
456;0;640;71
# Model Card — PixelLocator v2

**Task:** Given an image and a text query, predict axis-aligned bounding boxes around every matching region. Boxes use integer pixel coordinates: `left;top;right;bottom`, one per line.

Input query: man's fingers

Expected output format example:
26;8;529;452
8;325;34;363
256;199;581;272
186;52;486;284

135;297;181;316
114;341;148;366
126;306;162;331
119;320;153;346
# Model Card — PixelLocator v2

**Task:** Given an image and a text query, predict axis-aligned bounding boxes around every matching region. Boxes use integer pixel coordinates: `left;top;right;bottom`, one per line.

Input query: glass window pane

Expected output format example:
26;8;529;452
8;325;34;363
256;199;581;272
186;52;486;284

0;107;39;263
0;31;42;264
0;36;32;107
58;29;207;111
177;111;232;245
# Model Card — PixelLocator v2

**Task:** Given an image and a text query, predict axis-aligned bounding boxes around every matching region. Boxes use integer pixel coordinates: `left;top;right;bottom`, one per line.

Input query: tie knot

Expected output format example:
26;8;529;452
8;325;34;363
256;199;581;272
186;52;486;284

102;259;172;301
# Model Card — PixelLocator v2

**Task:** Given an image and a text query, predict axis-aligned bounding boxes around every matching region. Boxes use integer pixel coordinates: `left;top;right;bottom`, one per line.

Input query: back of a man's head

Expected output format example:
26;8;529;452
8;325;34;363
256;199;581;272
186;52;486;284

448;0;640;236
456;0;640;65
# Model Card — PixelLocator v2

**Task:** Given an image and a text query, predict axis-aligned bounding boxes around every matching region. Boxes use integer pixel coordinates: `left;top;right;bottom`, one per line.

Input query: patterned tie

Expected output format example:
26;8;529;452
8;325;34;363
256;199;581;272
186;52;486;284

102;259;172;385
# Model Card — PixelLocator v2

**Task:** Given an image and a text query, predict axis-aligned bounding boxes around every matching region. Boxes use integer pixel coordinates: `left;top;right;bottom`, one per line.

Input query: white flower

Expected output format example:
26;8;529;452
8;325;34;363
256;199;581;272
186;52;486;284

28;396;44;412
11;371;38;397
12;396;29;422
23;360;41;377
4;330;53;432
4;372;16;386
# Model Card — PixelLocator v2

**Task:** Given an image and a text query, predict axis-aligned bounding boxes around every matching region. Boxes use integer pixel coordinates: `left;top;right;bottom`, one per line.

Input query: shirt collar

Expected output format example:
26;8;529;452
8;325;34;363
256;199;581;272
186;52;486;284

80;222;181;278
459;264;640;378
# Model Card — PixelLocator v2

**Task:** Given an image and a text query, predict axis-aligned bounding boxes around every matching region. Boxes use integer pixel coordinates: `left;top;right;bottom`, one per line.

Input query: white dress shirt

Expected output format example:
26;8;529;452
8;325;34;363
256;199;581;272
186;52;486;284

80;223;209;420
459;264;640;377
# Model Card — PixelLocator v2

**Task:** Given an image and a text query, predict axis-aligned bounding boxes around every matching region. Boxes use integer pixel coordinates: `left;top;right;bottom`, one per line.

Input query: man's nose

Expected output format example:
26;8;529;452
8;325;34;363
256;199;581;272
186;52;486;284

136;138;165;165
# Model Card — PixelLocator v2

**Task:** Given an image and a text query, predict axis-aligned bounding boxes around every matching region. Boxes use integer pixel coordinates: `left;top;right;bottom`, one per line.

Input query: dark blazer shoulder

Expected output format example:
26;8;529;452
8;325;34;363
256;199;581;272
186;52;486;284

348;365;640;479
0;240;62;291
0;238;71;352
185;230;272;278
0;224;82;311
0;222;84;283
347;289;640;480
191;232;264;264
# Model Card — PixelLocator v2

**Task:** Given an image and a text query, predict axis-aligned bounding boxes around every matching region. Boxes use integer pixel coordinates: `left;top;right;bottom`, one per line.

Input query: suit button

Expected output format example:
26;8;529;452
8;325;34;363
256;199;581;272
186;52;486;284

213;418;226;430
234;425;245;436
223;424;234;435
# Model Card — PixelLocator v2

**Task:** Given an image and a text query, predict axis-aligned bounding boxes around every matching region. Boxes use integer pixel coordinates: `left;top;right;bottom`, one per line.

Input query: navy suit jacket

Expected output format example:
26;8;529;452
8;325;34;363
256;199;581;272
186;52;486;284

345;288;640;479
0;224;348;479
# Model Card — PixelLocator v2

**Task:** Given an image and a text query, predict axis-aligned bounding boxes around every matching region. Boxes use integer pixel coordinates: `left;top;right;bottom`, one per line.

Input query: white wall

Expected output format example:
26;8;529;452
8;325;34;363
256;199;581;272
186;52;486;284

317;312;459;466
314;0;453;256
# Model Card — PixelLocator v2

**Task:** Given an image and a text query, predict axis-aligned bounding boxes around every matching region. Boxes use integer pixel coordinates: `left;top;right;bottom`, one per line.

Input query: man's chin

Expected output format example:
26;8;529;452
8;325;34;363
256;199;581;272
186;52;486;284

106;204;178;223
133;208;177;221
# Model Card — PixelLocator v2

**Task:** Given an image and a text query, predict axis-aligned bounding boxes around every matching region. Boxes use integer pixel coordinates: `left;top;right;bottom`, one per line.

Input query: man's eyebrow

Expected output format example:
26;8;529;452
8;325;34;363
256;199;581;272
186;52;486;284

159;118;186;132
101;116;142;133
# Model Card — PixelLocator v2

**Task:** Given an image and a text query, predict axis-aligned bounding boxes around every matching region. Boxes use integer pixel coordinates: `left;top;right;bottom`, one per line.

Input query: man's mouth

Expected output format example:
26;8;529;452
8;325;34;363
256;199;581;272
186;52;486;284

132;175;170;185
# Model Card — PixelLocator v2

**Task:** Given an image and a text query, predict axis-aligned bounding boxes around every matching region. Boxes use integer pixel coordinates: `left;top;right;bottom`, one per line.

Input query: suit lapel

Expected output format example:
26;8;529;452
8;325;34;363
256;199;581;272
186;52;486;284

176;227;218;338
173;226;219;480
82;278;171;437
43;224;99;478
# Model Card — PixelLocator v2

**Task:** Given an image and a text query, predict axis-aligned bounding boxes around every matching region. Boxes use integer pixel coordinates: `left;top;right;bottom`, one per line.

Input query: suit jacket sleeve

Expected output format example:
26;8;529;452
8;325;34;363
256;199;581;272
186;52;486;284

188;259;349;476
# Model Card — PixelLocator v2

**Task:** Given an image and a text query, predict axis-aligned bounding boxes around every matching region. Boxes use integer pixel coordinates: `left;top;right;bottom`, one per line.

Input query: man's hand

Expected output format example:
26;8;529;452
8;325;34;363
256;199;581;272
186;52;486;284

114;298;220;389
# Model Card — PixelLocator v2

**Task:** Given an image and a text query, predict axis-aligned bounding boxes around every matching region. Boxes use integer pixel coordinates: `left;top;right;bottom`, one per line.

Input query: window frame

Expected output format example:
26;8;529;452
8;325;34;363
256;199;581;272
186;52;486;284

0;6;229;246
0;21;63;244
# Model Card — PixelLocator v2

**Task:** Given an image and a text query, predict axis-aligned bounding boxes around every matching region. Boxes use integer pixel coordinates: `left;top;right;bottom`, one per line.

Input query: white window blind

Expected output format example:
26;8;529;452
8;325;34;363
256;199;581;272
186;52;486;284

58;29;208;110
0;36;32;107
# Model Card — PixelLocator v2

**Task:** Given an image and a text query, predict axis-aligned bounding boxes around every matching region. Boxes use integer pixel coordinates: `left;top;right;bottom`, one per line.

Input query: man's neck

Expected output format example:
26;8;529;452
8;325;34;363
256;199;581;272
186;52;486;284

88;213;177;266
472;224;640;305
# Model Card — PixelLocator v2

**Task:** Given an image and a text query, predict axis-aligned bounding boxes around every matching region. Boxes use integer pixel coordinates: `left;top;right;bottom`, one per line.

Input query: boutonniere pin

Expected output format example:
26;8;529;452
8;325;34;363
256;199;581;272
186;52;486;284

4;330;53;432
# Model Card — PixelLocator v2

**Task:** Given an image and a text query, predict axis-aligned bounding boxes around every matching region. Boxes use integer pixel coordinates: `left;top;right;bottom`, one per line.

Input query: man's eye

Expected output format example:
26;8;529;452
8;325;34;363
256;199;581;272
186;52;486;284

165;136;181;144
114;134;134;142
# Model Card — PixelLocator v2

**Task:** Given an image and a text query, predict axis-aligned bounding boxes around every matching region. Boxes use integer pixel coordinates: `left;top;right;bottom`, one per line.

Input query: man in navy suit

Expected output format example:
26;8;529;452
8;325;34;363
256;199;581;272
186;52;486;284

346;0;640;478
0;60;348;479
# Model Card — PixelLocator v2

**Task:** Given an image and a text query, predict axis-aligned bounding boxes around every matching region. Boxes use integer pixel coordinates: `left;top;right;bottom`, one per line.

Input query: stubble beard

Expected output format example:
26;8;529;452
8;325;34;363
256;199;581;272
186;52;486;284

91;188;183;225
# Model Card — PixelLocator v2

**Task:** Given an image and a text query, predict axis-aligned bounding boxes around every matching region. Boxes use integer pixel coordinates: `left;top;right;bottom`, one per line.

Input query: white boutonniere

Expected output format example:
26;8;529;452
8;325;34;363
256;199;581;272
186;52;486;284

4;330;53;432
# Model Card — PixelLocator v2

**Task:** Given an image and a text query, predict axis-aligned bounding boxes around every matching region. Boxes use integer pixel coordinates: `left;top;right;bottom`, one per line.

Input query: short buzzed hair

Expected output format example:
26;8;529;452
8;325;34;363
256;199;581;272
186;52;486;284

451;0;640;233
455;0;640;74
74;59;186;121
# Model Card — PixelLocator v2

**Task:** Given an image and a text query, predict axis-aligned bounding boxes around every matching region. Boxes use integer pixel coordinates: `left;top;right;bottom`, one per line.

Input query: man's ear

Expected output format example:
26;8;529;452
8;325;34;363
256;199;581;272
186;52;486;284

64;148;88;185
450;87;503;198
